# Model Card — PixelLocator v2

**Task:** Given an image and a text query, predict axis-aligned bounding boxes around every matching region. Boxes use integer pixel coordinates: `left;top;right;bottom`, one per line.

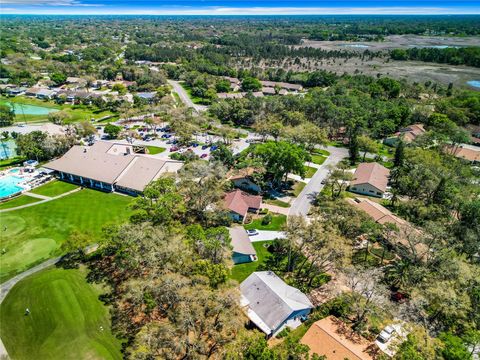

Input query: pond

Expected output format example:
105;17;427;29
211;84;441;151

467;80;480;89
1;101;59;116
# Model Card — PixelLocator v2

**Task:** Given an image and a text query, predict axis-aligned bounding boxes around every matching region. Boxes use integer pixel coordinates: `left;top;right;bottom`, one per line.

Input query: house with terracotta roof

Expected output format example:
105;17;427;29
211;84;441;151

347;197;427;257
229;227;257;264
224;189;262;223
300;316;374;360
350;162;390;198
240;271;313;337
445;144;480;164
384;124;426;146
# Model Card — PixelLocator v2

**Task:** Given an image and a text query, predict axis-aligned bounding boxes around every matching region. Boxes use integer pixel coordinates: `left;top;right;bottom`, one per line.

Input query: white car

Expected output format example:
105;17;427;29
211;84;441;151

377;325;396;343
246;229;259;236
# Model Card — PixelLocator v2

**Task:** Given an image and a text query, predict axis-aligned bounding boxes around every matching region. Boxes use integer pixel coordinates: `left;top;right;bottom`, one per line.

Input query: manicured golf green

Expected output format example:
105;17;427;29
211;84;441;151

0;195;41;210
30;180;78;198
0;267;122;360
0;189;133;282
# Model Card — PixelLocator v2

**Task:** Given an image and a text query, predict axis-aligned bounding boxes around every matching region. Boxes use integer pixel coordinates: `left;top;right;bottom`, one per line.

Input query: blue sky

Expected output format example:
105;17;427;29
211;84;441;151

1;0;480;15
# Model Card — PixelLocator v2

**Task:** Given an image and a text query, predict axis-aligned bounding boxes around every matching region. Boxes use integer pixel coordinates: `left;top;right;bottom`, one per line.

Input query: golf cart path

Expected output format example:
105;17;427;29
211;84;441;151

0;187;81;213
23;191;50;200
0;257;62;358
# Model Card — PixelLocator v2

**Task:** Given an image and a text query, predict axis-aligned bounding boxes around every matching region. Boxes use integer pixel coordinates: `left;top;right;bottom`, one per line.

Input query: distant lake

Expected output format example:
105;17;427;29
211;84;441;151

467;80;480;89
1;101;59;116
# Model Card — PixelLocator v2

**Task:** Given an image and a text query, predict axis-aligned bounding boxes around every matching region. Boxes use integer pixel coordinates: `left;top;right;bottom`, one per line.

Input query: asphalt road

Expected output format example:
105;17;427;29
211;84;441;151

168;79;208;113
288;146;349;217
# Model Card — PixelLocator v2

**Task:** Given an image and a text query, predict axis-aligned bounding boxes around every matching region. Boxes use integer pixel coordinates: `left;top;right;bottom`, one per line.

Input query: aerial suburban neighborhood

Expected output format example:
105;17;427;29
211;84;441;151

0;6;479;360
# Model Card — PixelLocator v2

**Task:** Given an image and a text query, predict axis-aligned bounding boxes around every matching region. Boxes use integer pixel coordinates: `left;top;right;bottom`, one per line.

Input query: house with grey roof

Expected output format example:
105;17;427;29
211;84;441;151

240;271;313;337
229;227;257;264
44;141;183;195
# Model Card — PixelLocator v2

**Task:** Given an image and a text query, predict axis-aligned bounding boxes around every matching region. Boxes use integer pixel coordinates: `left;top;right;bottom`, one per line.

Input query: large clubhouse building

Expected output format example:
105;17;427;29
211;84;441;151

44;141;183;195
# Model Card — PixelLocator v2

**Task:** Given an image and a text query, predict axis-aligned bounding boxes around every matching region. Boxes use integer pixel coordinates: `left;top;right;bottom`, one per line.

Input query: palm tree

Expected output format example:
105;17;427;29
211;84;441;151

384;259;412;291
1;131;10;159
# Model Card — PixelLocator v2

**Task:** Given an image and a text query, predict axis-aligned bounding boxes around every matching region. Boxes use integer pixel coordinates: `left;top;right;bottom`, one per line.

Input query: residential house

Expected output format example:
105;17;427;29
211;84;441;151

25;87;41;97
240;271;313;337
36;89;57;100
44;141;183;195
259;80;303;92
224;189;262;223
300;316;374;360
445;144;480;164
217;92;246;99
7;87;26;96
229;227;257;264
227;167;261;193
350;162;390;198
136;92;157;102
347;197;427;256
384;124;426;146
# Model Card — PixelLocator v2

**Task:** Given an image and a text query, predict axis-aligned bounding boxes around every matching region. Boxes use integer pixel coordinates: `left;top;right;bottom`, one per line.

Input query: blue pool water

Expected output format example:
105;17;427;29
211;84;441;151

467;80;480;89
1;101;59;115
0;175;25;198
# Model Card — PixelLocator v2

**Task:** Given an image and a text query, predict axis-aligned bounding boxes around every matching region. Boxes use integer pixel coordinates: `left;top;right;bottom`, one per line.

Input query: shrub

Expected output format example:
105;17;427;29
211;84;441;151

261;213;272;225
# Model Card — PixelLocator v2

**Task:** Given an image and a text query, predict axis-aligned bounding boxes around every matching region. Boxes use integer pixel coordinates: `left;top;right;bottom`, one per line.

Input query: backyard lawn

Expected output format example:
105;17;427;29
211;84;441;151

230;241;272;282
244;214;287;231
0;267;122;360
0;189;133;283
29;180;78;198
0;195;41;210
146;145;166;155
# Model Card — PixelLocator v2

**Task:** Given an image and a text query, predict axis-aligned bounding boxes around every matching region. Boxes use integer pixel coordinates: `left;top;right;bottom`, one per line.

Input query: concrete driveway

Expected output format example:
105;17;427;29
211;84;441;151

249;230;286;242
289;146;349;217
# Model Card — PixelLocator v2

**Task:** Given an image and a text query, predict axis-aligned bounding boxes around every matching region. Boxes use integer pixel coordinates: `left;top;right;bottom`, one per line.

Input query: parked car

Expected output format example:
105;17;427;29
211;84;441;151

201;145;208;150
191;143;199;147
210;145;218;151
377;326;396;344
246;229;259;236
321;179;327;184
169;146;179;152
200;154;208;159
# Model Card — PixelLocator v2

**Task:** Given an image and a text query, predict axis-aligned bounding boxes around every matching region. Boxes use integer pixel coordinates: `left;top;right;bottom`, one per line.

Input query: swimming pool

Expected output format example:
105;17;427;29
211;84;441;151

0;175;25;199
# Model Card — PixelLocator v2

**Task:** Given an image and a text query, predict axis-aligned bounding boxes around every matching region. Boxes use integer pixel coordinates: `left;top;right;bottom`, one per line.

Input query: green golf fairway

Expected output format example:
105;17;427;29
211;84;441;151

0;267;122;360
0;188;133;282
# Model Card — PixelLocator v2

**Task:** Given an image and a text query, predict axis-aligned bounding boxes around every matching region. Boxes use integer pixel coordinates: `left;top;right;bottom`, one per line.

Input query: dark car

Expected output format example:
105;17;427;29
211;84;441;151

210;145;218;151
200;153;208;158
201;145;208;150
169;146;179;152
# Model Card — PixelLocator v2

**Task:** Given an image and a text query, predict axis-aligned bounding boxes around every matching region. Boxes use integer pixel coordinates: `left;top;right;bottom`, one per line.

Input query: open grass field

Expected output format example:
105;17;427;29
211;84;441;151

146;145;166;155
230;241;272;282
0;96;115;124
244;214;287;231
29;180;78;198
0;189;133;283
0;267;122;360
0;195;41;210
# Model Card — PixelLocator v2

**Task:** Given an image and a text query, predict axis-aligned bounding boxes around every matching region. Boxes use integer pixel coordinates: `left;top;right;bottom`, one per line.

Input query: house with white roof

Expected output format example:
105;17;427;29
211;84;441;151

240;271;313;337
